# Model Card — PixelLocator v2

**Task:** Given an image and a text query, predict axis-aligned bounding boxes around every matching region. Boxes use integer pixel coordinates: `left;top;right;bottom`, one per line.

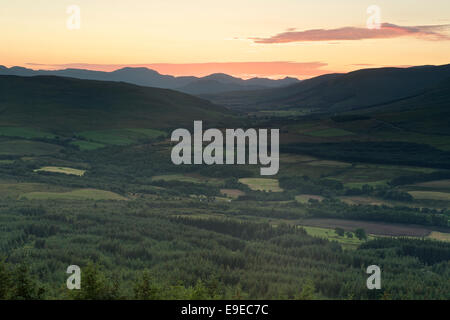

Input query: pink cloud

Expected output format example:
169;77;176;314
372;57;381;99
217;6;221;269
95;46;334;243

26;61;332;79
251;23;450;44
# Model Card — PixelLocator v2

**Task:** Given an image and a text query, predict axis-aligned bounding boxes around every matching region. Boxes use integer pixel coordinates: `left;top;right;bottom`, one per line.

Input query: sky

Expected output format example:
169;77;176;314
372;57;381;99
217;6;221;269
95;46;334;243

1;0;450;79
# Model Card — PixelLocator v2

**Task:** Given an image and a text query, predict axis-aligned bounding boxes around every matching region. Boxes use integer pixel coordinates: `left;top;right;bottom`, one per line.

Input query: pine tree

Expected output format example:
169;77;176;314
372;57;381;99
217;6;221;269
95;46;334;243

0;260;12;299
296;279;316;300
134;271;161;300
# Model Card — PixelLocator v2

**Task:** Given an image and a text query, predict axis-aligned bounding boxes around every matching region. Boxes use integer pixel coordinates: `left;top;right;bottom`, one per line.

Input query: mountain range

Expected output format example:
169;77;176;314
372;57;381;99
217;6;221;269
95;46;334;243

1;64;449;137
0;66;299;95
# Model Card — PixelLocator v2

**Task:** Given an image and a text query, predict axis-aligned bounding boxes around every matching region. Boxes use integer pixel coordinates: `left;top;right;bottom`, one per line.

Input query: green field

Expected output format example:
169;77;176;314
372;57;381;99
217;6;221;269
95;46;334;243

408;191;450;201
151;174;222;186
79;128;167;146
0;182;70;198
220;189;246;199
126;128;168;138
239;178;283;192
295;194;324;203
34;166;86;176
20;188;128;201
302;226;374;250
339;196;392;207
0;126;56;139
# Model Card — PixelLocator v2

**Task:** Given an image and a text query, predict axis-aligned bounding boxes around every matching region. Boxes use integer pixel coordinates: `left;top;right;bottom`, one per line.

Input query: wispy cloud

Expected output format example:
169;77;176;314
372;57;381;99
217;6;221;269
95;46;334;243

26;61;332;79
251;23;450;44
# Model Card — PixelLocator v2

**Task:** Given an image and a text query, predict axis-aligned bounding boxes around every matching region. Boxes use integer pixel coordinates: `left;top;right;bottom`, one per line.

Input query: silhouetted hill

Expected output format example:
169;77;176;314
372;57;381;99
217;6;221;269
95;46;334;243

201;64;450;112
0;66;300;94
0;75;237;133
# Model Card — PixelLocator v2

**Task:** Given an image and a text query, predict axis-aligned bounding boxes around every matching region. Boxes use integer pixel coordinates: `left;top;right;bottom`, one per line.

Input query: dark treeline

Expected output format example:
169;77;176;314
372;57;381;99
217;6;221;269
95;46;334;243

390;171;450;186
279;175;414;202
307;199;450;228
360;238;450;265
282;142;450;169
344;185;414;202
279;176;343;197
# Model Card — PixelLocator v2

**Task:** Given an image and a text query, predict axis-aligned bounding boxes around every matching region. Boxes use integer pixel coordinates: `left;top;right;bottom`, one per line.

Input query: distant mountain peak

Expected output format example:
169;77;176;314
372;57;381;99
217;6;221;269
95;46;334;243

113;67;161;74
0;65;301;94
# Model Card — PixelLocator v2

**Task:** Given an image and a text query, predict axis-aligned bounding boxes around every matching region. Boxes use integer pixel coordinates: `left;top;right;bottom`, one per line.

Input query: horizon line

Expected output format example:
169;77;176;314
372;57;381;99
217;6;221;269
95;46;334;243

1;62;444;81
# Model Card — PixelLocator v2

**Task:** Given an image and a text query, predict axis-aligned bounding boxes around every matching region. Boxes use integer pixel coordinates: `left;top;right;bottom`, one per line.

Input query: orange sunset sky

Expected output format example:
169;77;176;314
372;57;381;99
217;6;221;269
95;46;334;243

1;0;450;79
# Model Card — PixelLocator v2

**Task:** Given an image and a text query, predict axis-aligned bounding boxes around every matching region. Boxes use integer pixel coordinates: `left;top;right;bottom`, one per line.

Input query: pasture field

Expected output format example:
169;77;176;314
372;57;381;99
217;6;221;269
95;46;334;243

220;189;245;199
34;166;86;176
20;188;128;201
0;181;71;198
413;179;450;190
151;174;222;186
79;128;166;145
302;226;374;250
238;178;283;192
408;191;450;201
20;156;89;168
338;196;391;206
428;231;450;242
276;154;438;186
0;126;56;139
215;196;232;202
295;194;324;203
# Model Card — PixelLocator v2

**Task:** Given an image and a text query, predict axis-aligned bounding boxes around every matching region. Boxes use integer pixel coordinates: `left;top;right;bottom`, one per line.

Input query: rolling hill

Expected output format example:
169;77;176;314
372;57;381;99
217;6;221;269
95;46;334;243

355;76;450;136
201;64;450;112
0;75;237;134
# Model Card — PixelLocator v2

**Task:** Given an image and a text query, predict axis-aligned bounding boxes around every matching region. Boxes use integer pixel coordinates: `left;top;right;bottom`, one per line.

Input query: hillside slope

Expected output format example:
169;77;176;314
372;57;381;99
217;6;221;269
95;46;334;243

357;77;450;136
0;75;237;133
202;64;450;112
